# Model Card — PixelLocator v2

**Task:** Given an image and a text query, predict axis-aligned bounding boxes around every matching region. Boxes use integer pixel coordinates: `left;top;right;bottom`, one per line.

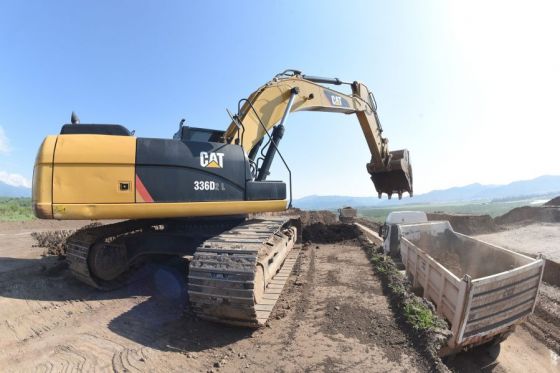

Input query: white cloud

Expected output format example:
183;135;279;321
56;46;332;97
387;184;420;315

0;171;31;188
0;126;10;154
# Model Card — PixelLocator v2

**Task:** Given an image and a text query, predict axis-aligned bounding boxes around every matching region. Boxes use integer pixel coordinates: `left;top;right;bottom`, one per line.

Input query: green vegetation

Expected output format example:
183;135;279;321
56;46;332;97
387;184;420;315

367;246;445;332
364;240;449;369
0;197;34;221
403;300;441;331
359;198;546;223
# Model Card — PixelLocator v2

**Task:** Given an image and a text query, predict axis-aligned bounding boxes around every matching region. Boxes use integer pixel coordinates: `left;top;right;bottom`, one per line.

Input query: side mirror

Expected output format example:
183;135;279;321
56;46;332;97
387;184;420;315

379;224;388;239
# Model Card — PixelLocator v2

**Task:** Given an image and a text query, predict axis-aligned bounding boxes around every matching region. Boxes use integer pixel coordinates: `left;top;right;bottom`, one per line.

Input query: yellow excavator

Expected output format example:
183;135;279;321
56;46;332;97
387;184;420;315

32;70;413;326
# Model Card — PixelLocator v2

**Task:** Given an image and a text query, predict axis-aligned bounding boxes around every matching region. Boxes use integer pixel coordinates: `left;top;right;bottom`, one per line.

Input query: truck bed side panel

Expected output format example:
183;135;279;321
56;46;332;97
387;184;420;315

401;238;467;339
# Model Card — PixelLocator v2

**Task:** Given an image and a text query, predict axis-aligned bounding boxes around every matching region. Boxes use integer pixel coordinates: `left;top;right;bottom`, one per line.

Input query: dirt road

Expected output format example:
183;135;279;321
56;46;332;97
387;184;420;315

0;220;87;273
446;326;560;372
1;220;559;372
0;221;429;372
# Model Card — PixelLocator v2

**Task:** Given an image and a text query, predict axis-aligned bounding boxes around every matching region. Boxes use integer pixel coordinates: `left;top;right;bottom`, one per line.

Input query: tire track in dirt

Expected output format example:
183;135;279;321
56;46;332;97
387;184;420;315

285;243;316;342
0;266;135;347
0;254;161;372
261;241;430;372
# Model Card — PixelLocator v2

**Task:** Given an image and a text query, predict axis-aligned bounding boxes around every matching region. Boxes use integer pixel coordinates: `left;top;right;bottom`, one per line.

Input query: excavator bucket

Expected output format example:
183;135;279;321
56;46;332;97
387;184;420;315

368;149;413;200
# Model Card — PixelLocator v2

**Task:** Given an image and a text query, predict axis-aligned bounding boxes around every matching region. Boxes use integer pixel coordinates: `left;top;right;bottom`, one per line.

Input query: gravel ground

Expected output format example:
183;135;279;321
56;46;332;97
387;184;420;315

476;222;560;262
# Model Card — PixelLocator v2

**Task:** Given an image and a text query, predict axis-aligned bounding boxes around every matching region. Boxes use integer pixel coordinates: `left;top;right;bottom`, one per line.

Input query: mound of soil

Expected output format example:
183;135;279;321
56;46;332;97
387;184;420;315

494;206;560;226
355;217;382;232
302;223;361;243
299;210;338;226
31;230;74;256
544;196;560;206
427;212;497;235
412;230;519;279
255;209;338;226
31;222;101;256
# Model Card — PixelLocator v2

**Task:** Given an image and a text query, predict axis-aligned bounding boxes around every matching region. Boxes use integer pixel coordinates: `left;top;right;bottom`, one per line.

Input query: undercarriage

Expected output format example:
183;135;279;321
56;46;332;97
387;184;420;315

66;216;300;326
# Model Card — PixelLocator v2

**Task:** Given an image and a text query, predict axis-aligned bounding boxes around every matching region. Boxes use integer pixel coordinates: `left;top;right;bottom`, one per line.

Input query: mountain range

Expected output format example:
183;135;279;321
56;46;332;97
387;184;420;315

2;175;560;207
293;175;560;210
0;182;31;198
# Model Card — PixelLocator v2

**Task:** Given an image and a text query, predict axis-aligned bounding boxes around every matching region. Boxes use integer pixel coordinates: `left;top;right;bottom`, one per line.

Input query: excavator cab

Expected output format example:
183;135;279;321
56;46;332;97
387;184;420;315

368;149;413;200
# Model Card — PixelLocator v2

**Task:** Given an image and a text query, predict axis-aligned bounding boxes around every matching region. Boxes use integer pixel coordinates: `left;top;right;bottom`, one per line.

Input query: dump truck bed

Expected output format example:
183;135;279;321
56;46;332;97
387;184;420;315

397;221;545;354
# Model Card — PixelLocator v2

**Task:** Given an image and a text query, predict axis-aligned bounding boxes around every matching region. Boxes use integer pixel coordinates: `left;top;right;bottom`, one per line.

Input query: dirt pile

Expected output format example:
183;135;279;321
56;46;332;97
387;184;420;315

544;196;560;206
302;223;361;243
494;206;560;225
429;250;464;278
423;203;560;236
31;222;101;256
412;230;518;279
255;209;338;226
355;217;381;232
298;210;338;226
427;212;497;235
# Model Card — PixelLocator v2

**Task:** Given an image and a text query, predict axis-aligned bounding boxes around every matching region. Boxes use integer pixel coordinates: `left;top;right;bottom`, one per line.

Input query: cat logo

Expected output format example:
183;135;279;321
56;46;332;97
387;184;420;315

200;151;224;168
324;90;349;108
330;95;342;106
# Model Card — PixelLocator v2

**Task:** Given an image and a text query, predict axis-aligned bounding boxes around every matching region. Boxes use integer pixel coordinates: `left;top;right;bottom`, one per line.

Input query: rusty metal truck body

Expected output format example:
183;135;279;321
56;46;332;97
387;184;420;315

338;207;358;224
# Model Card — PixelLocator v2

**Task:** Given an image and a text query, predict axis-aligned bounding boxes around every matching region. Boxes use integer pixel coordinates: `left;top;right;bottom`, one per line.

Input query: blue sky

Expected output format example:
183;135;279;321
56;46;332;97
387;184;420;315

0;1;558;198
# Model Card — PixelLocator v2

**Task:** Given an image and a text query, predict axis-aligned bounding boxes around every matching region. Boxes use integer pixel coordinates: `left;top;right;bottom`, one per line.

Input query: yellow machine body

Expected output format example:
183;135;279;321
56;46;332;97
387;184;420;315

32;134;287;220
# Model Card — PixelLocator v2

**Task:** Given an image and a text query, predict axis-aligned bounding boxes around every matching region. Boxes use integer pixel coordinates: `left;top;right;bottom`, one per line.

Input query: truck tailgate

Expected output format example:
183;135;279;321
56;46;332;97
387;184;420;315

459;260;544;344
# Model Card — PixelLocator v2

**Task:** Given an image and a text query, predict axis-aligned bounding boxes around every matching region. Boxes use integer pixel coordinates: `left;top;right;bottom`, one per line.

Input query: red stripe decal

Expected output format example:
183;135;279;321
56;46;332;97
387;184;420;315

136;175;154;203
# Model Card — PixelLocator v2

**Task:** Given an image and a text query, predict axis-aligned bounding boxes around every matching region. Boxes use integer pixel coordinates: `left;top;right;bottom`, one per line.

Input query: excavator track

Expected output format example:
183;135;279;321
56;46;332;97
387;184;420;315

66;220;159;290
188;218;299;327
66;217;300;327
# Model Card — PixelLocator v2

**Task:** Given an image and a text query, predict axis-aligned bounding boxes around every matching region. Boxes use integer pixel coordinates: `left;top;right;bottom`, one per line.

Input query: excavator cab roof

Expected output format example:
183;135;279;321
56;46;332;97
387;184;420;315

60;123;131;136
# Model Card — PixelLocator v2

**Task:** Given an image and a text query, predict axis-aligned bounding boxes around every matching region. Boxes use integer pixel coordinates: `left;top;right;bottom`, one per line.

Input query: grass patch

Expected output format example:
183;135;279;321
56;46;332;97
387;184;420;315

403;299;441;330
0;197;34;221
367;247;445;332
362;239;450;372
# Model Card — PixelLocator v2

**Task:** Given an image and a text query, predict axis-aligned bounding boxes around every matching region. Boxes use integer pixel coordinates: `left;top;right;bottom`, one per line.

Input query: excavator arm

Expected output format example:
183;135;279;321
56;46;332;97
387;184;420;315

224;70;413;199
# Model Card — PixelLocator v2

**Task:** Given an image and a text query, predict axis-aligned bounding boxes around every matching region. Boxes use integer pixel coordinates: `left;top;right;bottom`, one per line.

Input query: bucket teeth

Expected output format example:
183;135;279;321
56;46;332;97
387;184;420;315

369;148;413;198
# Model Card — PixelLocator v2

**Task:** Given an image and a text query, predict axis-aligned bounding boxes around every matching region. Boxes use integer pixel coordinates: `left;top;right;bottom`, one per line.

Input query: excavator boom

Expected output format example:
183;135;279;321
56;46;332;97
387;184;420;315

224;70;412;199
